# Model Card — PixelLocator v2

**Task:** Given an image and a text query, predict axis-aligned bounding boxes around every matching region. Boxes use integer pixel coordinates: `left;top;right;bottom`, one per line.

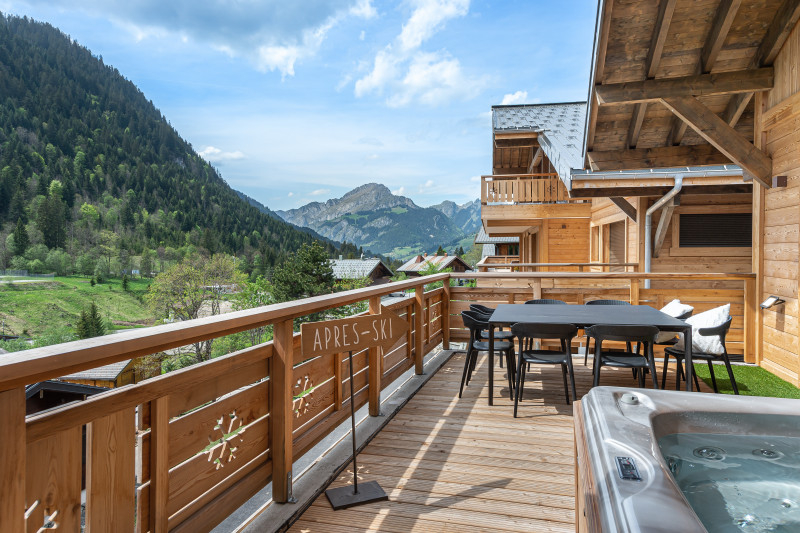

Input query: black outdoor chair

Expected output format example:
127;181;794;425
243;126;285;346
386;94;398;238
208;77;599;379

662;317;737;394
585;324;660;389
511;323;578;416
469;304;514;367
524;299;567;305
583;300;632;365
459;311;516;399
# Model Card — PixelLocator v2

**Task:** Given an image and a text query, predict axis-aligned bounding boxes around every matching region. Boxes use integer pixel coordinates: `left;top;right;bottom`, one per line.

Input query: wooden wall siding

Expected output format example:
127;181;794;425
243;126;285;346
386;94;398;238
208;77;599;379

590;194;752;288
547;219;591;267
0;273;451;533
759;21;800;385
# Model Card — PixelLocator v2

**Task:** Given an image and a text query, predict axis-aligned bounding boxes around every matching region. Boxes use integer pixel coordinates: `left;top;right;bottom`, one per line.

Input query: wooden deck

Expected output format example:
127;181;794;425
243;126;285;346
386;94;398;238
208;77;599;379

288;352;711;532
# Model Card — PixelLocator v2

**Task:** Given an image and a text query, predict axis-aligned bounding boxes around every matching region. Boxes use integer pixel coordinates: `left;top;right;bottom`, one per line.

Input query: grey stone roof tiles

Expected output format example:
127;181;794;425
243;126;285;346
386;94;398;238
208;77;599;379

331;259;392;279
492;102;587;187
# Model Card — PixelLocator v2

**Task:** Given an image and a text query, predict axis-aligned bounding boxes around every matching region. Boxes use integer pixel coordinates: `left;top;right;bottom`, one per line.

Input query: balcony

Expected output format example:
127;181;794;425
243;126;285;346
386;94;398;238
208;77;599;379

481;174;586;206
477;257;639;273
0;271;756;532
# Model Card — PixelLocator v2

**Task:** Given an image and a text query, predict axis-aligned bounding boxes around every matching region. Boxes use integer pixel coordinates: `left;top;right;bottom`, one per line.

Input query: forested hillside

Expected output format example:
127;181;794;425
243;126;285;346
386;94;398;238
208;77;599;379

0;13;334;276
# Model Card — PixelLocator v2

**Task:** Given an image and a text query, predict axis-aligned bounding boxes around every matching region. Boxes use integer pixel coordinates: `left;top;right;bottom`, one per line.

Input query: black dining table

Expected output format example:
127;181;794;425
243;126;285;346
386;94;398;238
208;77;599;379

486;304;694;405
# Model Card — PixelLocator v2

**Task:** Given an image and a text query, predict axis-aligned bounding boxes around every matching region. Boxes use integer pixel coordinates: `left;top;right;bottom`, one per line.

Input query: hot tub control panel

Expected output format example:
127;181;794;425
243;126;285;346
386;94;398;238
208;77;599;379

615;456;642;481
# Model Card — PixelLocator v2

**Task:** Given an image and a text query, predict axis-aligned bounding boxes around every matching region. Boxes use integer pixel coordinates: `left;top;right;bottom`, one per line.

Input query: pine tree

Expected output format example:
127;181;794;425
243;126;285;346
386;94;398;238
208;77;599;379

436;245;446;255
12;218;29;256
122;274;130;291
76;301;105;339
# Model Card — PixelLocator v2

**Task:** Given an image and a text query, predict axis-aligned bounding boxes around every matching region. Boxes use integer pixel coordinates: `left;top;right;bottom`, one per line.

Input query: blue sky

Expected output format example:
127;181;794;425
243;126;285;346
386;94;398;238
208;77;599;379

0;0;596;210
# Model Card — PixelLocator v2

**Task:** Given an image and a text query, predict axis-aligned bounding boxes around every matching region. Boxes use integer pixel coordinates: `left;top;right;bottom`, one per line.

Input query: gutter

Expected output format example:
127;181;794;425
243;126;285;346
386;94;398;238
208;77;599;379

570;164;744;181
644;175;683;289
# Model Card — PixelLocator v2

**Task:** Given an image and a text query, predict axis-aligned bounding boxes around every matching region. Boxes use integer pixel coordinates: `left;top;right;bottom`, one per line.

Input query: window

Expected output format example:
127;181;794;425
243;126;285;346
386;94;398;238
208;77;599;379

678;213;752;248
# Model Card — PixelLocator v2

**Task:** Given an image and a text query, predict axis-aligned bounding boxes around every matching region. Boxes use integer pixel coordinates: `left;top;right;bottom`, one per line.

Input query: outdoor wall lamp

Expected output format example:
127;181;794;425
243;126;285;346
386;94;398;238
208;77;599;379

760;295;786;309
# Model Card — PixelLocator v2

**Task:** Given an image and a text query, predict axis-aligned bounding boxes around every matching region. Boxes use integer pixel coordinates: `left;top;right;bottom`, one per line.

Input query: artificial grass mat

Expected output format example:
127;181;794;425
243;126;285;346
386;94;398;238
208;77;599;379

690;363;800;399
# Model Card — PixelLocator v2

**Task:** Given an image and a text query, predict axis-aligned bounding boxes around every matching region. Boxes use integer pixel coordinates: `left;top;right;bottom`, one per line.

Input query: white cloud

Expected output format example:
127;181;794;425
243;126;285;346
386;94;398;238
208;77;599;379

399;0;469;52
501;90;528;105
310;188;331;196
424;179;434;187
469;176;481;182
198;146;245;162
350;0;377;19
387;51;481;107
33;0;375;77
366;154;379;160
359;30;366;41
288;192;294;197
392;186;406;196
354;0;483;107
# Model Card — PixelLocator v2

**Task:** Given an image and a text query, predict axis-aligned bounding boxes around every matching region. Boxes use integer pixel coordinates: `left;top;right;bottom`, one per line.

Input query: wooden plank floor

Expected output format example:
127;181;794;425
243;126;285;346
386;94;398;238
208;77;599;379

289;352;710;533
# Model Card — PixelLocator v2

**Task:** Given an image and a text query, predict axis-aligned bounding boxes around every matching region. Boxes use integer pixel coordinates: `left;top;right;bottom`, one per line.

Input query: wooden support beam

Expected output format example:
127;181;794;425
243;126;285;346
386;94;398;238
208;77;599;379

442;282;451;350
587;143;729;171
368;296;381;416
701;0;743;73
494;138;539;148
669;0;742;145
626;0;677;148
609;197;637;221
586;0;615;153
0;388;24;533
528;147;543;173
660;96;772;188
596;68;774;105
271;319;294;503
414;285;424;375
652;199;675;258
727;0;800;128
149;396;169;533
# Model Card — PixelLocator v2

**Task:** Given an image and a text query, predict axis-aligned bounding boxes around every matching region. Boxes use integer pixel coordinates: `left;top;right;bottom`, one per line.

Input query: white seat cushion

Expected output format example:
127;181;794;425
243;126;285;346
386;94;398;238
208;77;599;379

656;300;694;343
681;304;731;355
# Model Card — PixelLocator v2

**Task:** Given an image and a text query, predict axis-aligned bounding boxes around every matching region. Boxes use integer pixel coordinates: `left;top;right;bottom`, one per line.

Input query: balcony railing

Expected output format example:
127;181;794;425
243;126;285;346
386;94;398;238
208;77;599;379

0;270;756;532
477;257;639;273
480;174;586;205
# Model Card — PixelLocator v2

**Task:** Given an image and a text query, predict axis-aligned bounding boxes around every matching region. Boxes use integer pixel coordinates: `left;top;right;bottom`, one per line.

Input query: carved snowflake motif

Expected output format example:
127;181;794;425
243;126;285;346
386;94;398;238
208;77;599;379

293;375;314;418
205;410;245;470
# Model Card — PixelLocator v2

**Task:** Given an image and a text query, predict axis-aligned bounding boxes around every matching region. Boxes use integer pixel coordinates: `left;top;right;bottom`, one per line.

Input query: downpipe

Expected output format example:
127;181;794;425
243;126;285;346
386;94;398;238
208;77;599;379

644;174;683;289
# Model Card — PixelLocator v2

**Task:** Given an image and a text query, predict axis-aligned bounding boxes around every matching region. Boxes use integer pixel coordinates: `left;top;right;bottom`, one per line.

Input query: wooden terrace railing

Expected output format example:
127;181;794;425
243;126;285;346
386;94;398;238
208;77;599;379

480;174;586;205
476;257;639;273
0;270;756;532
0;274;450;533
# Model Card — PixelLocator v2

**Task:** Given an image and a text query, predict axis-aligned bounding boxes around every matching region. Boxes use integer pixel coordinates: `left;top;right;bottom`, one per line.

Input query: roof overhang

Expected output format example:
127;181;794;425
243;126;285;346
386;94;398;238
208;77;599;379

569;165;748;197
581;0;800;189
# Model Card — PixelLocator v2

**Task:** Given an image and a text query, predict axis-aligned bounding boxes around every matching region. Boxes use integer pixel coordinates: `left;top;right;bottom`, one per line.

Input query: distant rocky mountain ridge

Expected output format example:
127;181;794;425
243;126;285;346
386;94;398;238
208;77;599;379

276;184;480;257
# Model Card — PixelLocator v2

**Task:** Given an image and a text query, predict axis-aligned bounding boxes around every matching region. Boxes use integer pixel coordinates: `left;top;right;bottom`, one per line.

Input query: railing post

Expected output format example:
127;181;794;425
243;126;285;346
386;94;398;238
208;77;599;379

629;279;640;305
271;319;295;503
443;278;451;350
414;283;425;374
0;387;24;533
149;396;169;533
532;278;542;300
368;296;382;416
744;277;756;364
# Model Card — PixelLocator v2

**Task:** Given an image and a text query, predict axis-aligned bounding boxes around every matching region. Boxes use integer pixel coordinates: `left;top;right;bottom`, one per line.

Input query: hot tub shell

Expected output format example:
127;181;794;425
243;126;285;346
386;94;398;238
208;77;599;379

576;386;800;533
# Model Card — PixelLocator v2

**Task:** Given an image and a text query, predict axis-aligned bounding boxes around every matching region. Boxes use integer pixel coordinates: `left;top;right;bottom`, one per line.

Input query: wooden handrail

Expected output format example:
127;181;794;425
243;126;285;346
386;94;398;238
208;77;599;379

454;272;755;280
0;273;449;391
476;261;639;268
482;173;559;179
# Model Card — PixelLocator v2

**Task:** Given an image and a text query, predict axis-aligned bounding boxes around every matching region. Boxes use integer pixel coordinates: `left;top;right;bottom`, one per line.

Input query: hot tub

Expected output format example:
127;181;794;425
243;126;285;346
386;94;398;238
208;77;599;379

575;386;800;533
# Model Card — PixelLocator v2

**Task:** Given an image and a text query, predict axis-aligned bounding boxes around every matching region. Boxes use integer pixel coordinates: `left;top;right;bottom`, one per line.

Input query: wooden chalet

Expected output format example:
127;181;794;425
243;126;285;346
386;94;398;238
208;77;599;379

0;2;799;533
330;258;394;286
397;253;470;275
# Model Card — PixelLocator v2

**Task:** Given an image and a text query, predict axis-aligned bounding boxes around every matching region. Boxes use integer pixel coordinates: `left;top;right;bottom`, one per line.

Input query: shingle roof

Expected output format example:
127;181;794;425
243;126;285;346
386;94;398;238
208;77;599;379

331;259;392;280
59;360;131;381
492;102;587;188
397;255;469;273
474;227;519;245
